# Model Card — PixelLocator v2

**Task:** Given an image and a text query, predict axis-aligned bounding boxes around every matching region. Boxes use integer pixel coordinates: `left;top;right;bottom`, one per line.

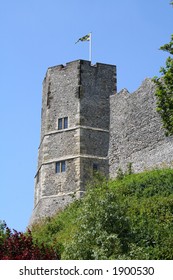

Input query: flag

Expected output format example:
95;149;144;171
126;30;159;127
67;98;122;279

75;33;90;44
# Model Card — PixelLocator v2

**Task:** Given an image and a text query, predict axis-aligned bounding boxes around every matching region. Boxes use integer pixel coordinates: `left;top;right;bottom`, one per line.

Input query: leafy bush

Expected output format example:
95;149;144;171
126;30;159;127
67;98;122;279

62;180;130;259
63;169;173;259
31;199;82;255
32;168;173;260
0;220;7;247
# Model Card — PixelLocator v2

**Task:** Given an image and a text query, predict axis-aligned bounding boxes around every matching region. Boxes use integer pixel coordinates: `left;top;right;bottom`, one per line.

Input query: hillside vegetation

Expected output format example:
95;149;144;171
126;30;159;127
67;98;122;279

31;168;173;260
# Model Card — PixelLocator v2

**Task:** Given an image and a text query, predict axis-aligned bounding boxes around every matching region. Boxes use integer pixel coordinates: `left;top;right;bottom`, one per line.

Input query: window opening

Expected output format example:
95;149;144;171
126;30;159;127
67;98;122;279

56;161;66;173
61;161;66;172
93;163;98;172
58;118;63;130
56;162;60;173
64;117;68;129
58;117;68;130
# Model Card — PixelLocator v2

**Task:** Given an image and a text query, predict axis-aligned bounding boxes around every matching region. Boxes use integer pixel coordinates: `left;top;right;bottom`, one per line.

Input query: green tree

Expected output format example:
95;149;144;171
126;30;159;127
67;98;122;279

63;181;130;260
62;169;173;260
153;3;173;135
31;169;173;260
0;220;6;246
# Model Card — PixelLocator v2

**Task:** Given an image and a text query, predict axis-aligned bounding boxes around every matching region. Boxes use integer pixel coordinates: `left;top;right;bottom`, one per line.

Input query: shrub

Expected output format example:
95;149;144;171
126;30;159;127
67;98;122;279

31;169;173;260
63;169;173;259
0;225;60;260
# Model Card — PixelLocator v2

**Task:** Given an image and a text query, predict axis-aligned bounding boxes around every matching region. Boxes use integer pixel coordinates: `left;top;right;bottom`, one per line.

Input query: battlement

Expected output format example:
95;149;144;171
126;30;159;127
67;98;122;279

47;59;116;70
45;60;116;85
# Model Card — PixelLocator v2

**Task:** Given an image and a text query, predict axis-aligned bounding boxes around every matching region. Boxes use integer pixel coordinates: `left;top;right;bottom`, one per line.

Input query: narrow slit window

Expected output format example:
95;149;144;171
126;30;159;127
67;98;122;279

36;171;39;183
47;81;51;108
93;163;98;172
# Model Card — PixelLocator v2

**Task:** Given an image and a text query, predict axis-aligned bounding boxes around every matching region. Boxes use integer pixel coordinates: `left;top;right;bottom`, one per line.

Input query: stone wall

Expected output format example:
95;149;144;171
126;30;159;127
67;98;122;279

80;157;109;188
30;60;117;225
40;61;80;141
31;194;74;222
109;78;173;177
80;61;116;129
31;60;173;225
31;61;82;224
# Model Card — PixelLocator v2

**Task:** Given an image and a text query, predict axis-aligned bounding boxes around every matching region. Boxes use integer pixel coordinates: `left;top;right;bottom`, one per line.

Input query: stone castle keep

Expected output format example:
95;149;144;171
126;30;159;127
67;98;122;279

30;59;173;224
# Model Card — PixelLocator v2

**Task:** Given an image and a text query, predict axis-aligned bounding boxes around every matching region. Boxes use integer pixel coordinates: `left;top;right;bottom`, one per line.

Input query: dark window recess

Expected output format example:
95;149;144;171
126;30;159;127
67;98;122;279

56;162;60;173
36;171;40;183
56;161;66;173
93;163;98;172
58;118;63;130
61;161;66;172
64;117;68;129
58;117;68;130
47;82;52;108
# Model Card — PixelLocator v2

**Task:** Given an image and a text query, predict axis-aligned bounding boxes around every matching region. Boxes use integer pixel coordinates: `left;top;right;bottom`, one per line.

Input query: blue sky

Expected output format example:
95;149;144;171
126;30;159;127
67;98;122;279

0;0;172;232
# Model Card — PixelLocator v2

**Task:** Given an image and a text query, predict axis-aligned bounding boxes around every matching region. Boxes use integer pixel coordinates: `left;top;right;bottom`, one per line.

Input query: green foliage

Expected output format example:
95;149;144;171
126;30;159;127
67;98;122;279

32;168;173;260
31;199;82;255
63;182;130;259
126;196;173;259
0;220;6;246
0;220;6;234
126;162;133;175
116;162;133;180
116;167;124;180
153;34;173;136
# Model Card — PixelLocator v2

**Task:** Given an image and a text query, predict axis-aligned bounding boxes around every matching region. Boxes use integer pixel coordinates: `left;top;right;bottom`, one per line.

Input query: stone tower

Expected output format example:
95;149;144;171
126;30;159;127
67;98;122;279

30;60;116;223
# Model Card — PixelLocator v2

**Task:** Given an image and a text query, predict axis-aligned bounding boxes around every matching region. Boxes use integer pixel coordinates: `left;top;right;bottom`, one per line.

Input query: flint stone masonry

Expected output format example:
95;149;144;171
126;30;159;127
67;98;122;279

30;59;173;225
80;128;109;156
30;60;116;225
40;61;80;140
109;78;173;176
31;195;74;222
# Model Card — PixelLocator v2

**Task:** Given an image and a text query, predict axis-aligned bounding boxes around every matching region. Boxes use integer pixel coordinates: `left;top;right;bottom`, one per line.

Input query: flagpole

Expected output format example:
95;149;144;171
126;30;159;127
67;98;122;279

89;32;92;63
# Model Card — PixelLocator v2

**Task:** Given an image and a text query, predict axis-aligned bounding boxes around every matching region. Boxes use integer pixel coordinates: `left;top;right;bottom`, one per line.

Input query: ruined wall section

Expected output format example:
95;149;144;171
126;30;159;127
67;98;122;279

109;78;173;177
